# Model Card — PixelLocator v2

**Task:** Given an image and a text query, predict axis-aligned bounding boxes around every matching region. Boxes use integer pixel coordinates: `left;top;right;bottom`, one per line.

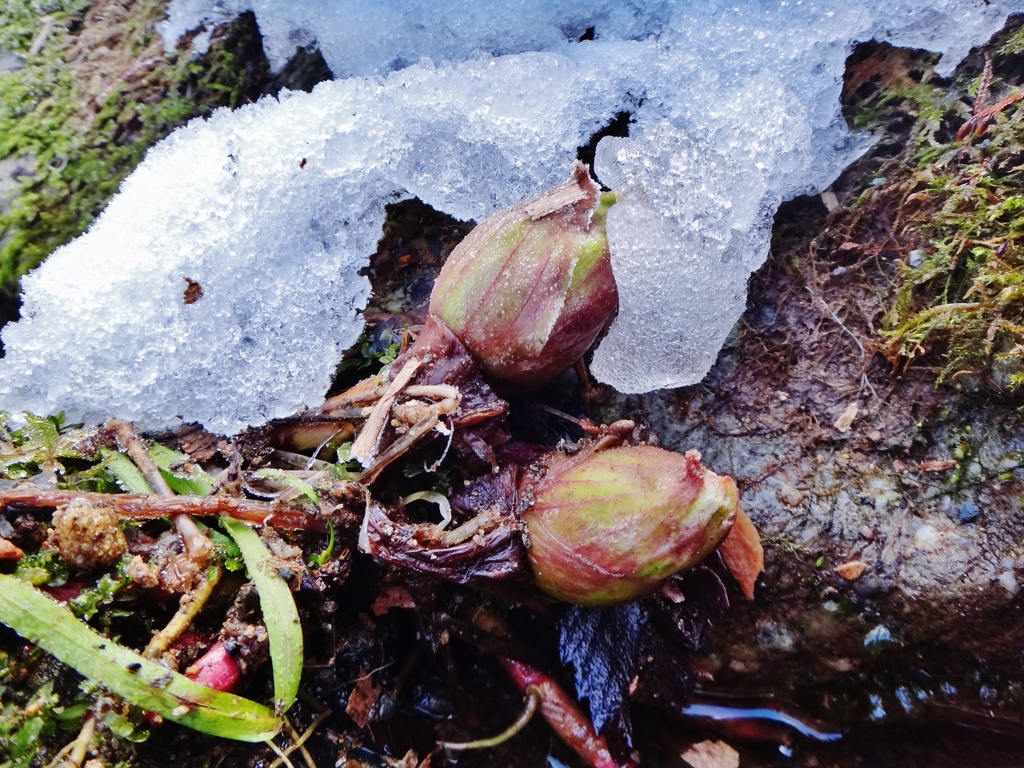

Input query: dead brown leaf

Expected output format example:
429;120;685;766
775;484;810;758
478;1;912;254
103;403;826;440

835;560;869;580
842;44;935;100
833;402;858;432
681;739;740;768
720;506;764;599
0;537;23;560
920;458;957;472
371;584;417;616
385;751;419;768
345;669;381;728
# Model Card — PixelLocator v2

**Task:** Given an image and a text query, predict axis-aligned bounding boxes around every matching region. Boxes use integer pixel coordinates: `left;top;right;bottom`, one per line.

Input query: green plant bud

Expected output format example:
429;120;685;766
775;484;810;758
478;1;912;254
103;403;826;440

523;445;737;606
429;162;618;391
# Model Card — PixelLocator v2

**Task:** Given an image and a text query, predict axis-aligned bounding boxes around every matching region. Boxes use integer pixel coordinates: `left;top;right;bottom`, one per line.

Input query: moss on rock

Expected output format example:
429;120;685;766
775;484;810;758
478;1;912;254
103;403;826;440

0;0;273;300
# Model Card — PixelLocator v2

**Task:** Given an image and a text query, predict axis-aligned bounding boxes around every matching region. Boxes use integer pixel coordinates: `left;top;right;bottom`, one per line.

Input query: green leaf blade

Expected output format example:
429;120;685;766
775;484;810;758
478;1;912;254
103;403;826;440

220;517;303;712
0;574;281;742
148;444;215;496
99;447;153;494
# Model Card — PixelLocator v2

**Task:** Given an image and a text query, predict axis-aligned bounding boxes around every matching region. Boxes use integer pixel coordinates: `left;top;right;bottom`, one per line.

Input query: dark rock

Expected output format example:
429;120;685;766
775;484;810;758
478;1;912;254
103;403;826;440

957;501;981;524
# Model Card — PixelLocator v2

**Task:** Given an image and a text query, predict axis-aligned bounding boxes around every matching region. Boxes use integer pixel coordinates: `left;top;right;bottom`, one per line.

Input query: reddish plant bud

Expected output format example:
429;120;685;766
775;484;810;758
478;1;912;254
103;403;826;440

429;162;618;391
185;641;241;692
523;446;737;606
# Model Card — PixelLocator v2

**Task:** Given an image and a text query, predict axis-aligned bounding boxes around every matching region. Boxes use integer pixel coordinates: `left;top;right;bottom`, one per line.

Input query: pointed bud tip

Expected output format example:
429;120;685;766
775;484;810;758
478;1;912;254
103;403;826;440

429;164;618;391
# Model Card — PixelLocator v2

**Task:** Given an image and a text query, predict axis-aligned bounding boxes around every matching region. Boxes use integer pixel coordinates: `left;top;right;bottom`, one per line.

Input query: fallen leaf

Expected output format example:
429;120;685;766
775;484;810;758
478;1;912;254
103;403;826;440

833;402;858;432
835;560;869;580
681;739;740;768
345;669;381;728
720;506;764;599
386;750;419;768
371;584;417;616
0;536;24;560
920;458;957;472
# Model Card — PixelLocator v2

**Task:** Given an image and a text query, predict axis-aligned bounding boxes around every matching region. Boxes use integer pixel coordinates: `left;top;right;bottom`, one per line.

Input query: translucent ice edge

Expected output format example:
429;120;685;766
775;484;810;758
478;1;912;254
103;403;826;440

2;1;1022;434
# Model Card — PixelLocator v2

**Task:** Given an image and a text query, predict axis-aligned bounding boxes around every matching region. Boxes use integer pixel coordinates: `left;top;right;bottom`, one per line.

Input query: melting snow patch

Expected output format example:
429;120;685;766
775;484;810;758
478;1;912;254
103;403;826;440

3;0;1024;433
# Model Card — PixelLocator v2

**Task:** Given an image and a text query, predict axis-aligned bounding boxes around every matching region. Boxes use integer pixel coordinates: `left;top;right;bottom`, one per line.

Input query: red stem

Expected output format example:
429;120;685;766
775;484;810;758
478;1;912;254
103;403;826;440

185;641;241;692
0;488;326;530
499;657;635;768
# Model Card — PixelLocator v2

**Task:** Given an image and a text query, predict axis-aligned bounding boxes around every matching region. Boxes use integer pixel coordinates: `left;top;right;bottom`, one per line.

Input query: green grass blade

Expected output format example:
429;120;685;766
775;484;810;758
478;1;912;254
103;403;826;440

220;516;303;711
148;444;215;496
99;447;153;494
0;574;281;741
253;468;319;503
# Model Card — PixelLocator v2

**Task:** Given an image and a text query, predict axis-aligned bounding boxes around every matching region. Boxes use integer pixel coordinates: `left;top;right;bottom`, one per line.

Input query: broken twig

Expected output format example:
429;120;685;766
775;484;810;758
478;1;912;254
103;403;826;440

0;489;328;529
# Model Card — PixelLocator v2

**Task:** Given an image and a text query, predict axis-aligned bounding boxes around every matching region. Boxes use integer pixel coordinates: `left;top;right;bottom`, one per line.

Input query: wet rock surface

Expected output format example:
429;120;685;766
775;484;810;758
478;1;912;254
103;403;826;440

357;126;1024;764
605;184;1024;763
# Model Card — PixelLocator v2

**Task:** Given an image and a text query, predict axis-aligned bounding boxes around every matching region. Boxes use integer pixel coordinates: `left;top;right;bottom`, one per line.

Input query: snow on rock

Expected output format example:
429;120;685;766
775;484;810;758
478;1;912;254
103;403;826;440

3;1;1024;432
0;55;626;434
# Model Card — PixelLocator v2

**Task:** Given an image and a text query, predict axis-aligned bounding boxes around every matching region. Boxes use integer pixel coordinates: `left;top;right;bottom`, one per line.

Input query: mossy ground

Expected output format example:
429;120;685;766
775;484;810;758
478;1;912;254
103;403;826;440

839;23;1024;394
0;0;271;303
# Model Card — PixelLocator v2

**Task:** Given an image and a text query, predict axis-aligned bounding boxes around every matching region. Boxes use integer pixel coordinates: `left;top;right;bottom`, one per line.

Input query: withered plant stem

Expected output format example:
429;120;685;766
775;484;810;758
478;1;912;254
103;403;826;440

351;359;422;466
68;712;95;768
109;418;173;496
268;711;331;768
438;686;541;751
144;565;223;659
0;489;327;529
109;418;213;561
356;412;438;484
265;740;297;768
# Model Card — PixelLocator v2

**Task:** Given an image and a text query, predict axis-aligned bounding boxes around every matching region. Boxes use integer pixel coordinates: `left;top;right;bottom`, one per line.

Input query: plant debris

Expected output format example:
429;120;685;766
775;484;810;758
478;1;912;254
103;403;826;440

0;167;766;768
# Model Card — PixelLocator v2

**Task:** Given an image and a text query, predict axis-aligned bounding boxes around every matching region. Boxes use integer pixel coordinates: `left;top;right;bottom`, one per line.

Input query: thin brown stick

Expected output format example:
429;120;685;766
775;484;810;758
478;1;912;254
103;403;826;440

313;373;385;415
0;488;327;529
269;712;331;768
110;419;173;496
356;412;438;484
973;52;993;115
109;419;213;561
144;565;223;659
59;710;94;768
351;359;422;466
27;15;54;56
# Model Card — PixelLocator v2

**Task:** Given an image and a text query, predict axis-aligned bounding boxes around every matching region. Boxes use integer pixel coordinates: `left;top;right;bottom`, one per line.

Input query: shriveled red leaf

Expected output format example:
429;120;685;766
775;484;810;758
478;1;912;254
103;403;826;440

719;506;763;599
358;500;525;584
500;657;634;768
0;536;24;560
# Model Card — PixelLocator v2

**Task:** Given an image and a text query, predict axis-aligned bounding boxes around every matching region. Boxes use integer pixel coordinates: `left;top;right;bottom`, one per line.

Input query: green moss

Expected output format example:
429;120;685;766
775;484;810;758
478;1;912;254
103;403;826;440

997;24;1024;56
883;92;1024;389
828;32;1024;394
0;1;269;293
